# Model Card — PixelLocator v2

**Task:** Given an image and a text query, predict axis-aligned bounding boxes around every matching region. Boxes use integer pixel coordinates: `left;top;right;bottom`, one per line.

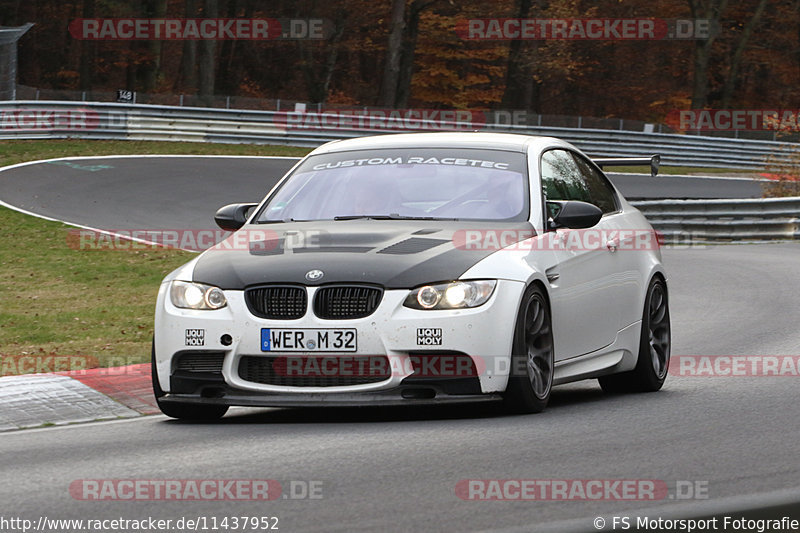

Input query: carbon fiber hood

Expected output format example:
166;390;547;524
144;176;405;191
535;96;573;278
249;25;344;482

191;220;535;289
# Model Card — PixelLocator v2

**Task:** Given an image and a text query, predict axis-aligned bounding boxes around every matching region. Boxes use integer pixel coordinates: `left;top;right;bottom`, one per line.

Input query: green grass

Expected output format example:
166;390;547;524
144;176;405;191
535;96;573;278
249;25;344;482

0;139;310;168
0;140;312;374
0;205;194;367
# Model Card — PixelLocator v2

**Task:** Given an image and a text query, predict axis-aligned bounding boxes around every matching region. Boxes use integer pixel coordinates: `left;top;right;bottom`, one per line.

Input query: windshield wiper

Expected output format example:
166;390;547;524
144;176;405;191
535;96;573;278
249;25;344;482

333;214;459;221
256;218;313;223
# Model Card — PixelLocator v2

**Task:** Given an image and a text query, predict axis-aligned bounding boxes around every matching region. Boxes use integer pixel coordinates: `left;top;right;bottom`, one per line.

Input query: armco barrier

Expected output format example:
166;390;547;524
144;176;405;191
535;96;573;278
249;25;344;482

1;101;799;170
2;100;798;243
630;198;800;242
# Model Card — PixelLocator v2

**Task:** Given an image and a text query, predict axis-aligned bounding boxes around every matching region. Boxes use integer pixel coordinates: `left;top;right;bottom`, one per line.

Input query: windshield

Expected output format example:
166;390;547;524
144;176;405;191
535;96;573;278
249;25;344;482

256;148;529;222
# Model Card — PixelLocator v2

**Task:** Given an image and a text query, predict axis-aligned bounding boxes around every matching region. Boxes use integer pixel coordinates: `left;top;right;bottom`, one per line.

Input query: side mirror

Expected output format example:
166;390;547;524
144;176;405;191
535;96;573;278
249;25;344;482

547;200;603;230
214;203;258;231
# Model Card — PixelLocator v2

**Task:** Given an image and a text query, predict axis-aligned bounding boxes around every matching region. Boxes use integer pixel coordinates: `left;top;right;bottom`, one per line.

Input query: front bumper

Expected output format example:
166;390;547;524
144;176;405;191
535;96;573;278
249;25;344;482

154;279;524;406
160;384;503;408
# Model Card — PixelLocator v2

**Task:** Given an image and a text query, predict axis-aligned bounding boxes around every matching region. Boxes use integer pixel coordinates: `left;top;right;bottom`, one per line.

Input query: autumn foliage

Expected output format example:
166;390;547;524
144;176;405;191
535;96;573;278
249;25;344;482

1;0;798;125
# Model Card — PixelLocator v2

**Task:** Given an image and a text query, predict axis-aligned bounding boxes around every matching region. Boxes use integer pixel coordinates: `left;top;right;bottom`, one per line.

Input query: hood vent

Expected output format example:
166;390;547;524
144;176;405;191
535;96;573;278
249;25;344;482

249;239;284;256
377;238;448;255
293;246;373;254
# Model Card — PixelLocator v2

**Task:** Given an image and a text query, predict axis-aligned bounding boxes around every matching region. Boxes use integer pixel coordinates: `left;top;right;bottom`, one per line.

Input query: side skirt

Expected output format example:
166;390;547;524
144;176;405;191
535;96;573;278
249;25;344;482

553;321;641;385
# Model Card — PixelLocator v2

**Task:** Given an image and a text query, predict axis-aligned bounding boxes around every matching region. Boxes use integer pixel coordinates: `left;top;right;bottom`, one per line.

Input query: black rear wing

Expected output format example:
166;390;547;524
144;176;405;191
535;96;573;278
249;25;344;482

593;155;660;177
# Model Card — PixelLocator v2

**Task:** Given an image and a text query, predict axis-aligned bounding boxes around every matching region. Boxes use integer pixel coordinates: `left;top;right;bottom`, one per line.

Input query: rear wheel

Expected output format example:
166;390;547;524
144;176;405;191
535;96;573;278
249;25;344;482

503;285;554;413
599;277;670;393
152;341;228;420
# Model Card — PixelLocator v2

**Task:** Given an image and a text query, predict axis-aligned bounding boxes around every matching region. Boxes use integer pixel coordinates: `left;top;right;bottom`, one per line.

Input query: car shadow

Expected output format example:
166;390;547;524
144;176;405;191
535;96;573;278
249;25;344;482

161;382;638;426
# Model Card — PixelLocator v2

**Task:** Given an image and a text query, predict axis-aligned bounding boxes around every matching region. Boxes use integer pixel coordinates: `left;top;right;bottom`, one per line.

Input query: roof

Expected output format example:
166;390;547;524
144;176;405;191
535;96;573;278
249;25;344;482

311;132;564;154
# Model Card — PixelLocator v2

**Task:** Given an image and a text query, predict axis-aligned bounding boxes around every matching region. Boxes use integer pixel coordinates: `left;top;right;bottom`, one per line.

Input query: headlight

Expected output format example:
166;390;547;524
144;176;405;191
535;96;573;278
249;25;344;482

170;281;228;310
404;280;496;310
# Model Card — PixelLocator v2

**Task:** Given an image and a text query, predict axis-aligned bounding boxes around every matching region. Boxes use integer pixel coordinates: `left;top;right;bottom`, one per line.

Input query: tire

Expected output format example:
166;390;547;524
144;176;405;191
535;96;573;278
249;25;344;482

503;284;555;413
599;277;671;394
151;341;228;420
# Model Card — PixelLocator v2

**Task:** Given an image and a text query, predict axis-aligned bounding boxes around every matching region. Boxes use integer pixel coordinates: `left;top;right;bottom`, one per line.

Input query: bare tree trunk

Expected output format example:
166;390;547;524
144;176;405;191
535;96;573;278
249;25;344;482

796;0;800;84
720;0;768;108
198;0;219;104
500;0;533;109
216;0;238;95
299;15;346;103
126;0;143;91
396;0;439;108
126;40;136;90
141;0;167;92
688;0;728;109
691;41;712;108
378;0;406;107
318;21;345;103
520;59;541;114
79;0;96;91
176;0;198;92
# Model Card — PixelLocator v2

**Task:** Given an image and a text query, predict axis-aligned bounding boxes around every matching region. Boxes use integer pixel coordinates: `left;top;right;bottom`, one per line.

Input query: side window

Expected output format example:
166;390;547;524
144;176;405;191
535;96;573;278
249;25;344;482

540;149;591;204
571;153;619;213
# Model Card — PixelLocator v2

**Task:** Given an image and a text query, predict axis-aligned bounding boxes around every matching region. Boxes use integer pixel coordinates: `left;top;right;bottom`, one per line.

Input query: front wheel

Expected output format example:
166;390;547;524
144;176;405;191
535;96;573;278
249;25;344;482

599;277;670;393
152;341;228;420
503;285;555;413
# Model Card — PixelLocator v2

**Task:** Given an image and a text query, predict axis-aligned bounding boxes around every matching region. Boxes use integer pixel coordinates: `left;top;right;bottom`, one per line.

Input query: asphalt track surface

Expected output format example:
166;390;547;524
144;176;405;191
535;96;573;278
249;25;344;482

1;157;798;532
0;156;299;231
0;157;762;236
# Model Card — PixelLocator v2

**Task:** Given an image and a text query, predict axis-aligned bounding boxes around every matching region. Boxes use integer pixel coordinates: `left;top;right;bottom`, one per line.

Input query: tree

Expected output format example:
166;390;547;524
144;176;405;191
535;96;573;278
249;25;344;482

78;0;95;91
720;0;769;108
297;15;346;103
140;0;167;92
688;0;729;108
500;0;539;110
378;0;406;106
198;0;219;102
394;0;442;108
175;0;198;92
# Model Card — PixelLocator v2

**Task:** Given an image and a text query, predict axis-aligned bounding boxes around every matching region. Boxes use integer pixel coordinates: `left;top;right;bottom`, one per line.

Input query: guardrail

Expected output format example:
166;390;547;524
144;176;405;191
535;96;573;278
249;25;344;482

1;100;798;170
630;197;800;242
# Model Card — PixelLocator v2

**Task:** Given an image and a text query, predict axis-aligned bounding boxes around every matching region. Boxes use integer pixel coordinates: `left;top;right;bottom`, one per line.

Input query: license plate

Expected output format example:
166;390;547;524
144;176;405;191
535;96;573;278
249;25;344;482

261;328;357;352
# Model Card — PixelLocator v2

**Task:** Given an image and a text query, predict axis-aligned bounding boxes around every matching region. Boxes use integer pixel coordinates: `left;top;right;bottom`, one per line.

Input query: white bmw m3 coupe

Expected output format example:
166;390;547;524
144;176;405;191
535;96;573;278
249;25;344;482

152;132;670;419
